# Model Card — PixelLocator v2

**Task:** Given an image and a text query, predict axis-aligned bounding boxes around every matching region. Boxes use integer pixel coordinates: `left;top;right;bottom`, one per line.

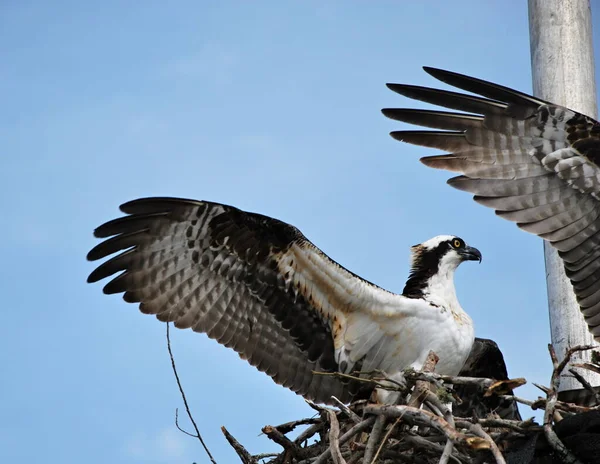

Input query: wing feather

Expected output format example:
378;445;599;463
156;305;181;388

386;67;600;340
88;197;433;403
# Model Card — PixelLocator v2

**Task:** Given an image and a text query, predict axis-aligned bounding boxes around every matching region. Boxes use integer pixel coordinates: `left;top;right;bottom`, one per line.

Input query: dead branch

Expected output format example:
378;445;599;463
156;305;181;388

327;410;346;464
362;415;386;464
313;417;376;464
295;422;324;445
568;368;600;405
371;418;400;464
221;426;256;464
166;323;217;464
401;434;463;464
364;404;488;449
455;421;505;464
500;393;600;415
252;453;279;461
179;342;599;463
330;396;361;424
543;344;589;464
262;425;306;460
273;418;321;435
572;361;600;376
408;351;440;408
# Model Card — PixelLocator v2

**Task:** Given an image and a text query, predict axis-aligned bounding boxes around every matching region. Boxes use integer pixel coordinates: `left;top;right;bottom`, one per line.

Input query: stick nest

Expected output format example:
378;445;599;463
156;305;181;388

216;346;600;464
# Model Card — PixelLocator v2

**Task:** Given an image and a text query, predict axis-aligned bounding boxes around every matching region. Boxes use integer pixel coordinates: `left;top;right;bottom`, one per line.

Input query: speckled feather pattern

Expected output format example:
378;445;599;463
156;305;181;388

88;198;475;404
385;67;600;339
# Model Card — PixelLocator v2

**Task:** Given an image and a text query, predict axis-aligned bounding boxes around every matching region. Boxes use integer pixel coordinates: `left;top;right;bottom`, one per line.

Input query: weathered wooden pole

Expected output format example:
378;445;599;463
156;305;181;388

528;0;600;392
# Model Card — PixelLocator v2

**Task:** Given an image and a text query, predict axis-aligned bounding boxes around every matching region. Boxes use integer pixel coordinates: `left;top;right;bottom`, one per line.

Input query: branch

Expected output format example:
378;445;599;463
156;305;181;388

455;421;505;464
313;417;376;464
408;351;440;408
401;434;463;464
221;426;256;464
166;323;217;464
543;344;588;464
327;410;346;464
262;425;306;459
364;404;489;450
568;368;600;405
362;415;386;464
371;418;400;464
331;396;362;424
294;422;323;445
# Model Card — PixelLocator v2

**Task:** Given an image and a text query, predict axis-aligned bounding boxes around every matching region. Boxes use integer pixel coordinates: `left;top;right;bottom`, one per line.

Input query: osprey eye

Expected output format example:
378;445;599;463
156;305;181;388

453;239;462;248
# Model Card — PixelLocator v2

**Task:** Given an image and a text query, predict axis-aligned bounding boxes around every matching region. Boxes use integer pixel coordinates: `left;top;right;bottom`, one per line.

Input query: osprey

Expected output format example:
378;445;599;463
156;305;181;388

87;197;481;404
384;67;600;342
455;338;522;421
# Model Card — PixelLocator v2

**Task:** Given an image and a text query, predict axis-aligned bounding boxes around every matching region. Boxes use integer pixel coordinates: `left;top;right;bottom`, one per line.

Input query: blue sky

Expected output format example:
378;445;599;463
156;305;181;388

3;1;600;463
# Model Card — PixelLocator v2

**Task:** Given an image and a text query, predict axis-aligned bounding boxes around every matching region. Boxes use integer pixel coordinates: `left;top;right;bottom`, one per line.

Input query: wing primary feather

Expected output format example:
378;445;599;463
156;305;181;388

87;230;149;261
87;197;399;403
423;67;548;109
386;83;506;115
382;109;483;130
87;249;136;284
119;197;204;214
391;131;469;151
386;67;600;342
93;212;169;238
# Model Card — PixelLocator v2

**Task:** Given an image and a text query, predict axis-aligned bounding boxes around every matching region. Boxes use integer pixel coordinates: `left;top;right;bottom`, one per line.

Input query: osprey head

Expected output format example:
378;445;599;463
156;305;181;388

403;235;481;298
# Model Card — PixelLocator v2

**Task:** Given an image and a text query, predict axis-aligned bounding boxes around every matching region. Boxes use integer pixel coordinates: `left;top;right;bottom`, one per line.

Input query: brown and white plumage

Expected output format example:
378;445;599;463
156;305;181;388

87;197;480;404
384;67;600;341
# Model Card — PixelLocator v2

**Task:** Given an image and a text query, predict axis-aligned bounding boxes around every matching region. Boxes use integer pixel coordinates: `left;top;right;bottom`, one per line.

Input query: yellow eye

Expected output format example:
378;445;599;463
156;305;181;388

453;239;462;248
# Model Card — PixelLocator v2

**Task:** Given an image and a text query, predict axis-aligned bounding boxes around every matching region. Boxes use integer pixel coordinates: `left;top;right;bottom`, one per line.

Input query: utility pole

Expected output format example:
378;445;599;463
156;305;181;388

528;0;600;393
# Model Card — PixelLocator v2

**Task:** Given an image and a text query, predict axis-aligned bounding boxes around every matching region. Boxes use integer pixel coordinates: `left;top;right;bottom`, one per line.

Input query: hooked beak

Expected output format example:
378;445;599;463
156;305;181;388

460;246;482;263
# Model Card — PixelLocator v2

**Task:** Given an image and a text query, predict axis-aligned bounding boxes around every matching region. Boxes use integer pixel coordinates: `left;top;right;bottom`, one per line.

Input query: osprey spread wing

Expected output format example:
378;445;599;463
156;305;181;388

385;67;600;341
87;198;480;404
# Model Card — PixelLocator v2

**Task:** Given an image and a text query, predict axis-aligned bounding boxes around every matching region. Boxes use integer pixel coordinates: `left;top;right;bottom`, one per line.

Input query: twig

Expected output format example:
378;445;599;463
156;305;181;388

555;345;596;375
166;323;217;464
252;453;279;461
294;422;323;445
371;418;400;464
533;383;550;394
401;435;463;464
273;418;321;434
499;394;598;415
221;426;256;464
406;372;525;391
439;439;455;464
423;387;456;464
568;368;600;405
313;417;376;464
364;405;489;449
331;396;362;424
455;421;505;464
362;415;387;464
313;371;406;392
572;361;600;376
408;351;440;408
455;415;541;434
327;410;347;464
316;369;525;394
262;425;305;459
543;344;587;464
175;408;200;438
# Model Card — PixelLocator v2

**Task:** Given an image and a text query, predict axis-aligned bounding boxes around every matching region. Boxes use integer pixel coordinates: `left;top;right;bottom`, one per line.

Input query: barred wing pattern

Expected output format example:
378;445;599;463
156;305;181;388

384;67;600;340
87;198;427;404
